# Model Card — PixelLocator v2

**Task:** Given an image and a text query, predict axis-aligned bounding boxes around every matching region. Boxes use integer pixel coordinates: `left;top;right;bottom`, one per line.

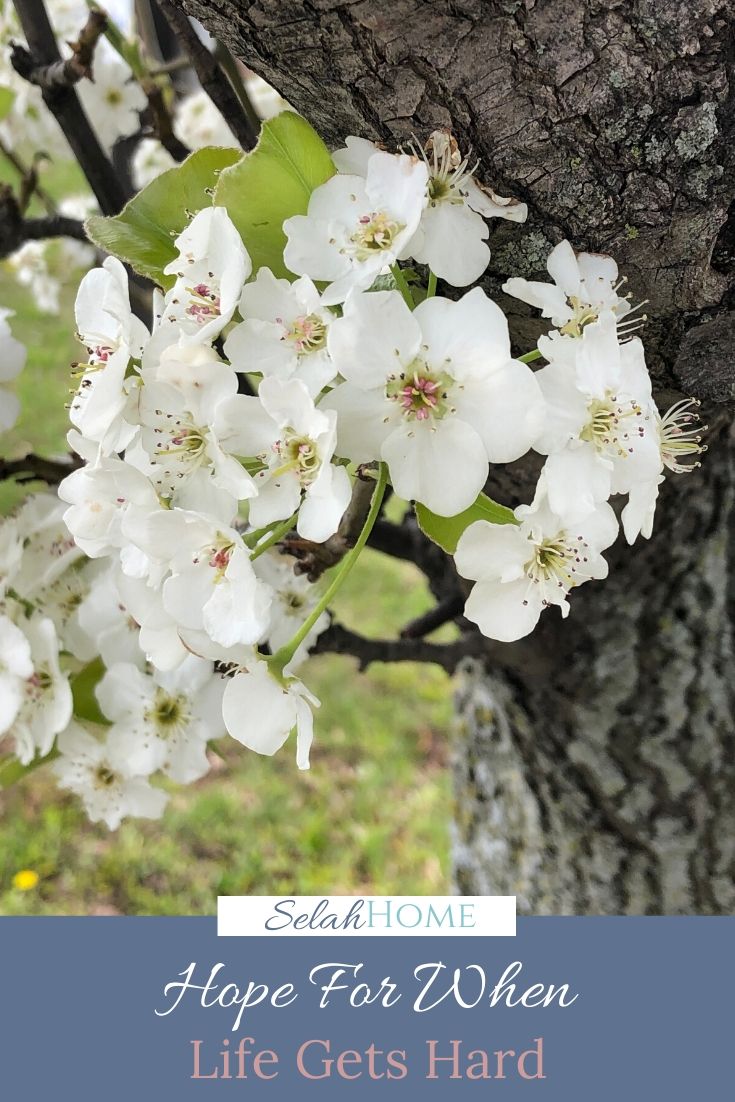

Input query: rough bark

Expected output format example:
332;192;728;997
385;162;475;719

175;0;735;913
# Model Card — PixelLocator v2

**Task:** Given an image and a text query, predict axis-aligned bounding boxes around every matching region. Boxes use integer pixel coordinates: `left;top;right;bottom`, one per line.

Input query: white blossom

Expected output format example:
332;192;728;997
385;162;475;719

324;288;544;515
121;507;272;649
218;375;351;542
533;312;662;523
53;722;168;830
71;257;149;452
224;268;337;396
334;131;527;286
174;89;237;150
96;656;224;783
160;207;251;344
502;239;641;340
7;610;72;764
131;137;176;189
253;550;328;668
132;340;256;518
222;659;318;769
455;482;619;641
78;55;147;153
283;151;428;305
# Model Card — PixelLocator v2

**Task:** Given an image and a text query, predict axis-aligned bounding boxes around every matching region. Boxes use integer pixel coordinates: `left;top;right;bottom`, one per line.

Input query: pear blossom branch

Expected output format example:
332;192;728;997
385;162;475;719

9;9;108;90
10;0;129;214
158;0;259;151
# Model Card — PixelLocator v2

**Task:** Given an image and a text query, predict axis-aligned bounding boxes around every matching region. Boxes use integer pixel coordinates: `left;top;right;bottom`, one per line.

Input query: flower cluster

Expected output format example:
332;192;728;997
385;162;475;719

456;241;705;642
1;122;704;827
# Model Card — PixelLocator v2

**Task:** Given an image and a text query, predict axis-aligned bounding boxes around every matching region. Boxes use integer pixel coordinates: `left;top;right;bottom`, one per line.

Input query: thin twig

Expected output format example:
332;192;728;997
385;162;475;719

0;139;56;214
142;78;190;161
157;0;258;150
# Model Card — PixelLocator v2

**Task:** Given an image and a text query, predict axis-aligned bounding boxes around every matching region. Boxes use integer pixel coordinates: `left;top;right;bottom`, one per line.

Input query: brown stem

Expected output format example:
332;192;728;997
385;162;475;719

0;140;56;214
157;0;258;150
142;79;190;161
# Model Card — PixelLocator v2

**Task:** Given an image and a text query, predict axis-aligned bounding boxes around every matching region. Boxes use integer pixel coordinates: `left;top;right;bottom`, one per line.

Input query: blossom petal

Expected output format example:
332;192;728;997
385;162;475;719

414;288;511;375
382;418;488;515
452;360;545;462
222;665;297;756
328;290;421;388
454;520;528;583
464;577;543;642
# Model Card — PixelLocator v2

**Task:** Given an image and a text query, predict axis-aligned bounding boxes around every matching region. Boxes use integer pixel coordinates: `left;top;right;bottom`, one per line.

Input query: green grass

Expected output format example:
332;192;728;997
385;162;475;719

0;251;455;914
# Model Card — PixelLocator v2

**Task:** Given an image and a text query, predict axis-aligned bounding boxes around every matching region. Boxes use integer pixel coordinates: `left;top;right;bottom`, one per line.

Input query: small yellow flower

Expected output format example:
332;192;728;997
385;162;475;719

12;869;39;891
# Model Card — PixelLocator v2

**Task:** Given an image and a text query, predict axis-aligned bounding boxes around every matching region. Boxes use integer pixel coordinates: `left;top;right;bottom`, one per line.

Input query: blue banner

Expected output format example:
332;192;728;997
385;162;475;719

1;915;732;1097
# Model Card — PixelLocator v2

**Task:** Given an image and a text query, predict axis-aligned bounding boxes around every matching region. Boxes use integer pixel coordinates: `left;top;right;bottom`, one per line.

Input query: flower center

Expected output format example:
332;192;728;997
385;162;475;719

145;688;190;737
94;765;117;788
560;296;600;338
411;130;477;209
658;398;707;473
283;313;327;354
152;415;208;469
386;361;453;422
192;536;235;581
523;532;592;607
25;668;52;703
270;433;321;484
350;210;404;261
185;282;221;324
579;391;645;457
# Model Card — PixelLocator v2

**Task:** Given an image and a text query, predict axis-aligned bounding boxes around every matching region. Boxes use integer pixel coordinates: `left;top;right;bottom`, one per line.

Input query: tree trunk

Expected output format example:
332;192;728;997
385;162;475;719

176;0;735;913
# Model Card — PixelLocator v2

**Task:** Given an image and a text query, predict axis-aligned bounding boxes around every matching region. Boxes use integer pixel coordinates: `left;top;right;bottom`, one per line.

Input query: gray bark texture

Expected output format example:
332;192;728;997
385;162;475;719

175;0;735;913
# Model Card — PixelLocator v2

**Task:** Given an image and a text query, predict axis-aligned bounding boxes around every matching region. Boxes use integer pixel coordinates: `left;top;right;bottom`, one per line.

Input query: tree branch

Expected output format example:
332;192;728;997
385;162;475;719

142;79;190;161
158;0;259;151
10;9;107;90
0;184;86;258
10;0;129;214
400;594;465;639
312;621;487;673
0;453;80;485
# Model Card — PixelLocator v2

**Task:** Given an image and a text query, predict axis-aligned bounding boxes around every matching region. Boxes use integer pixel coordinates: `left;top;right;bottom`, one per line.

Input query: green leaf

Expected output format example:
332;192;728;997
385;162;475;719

85;146;242;285
214;110;335;279
415;493;518;555
0;85;16;122
70;657;110;726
